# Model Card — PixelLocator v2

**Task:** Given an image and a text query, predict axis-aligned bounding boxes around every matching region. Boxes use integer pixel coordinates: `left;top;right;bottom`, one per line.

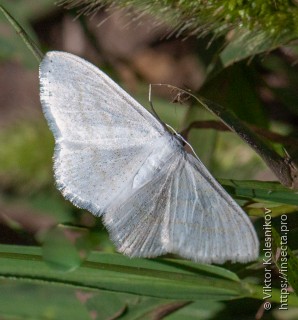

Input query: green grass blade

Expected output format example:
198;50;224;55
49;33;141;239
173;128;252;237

272;227;298;294
0;244;249;301
219;179;298;206
0;4;43;62
1;245;298;308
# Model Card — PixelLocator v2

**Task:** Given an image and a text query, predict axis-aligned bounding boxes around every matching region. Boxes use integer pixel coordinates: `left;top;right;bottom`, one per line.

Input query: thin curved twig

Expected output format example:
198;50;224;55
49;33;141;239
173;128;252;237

0;5;43;63
181;120;298;147
151;84;298;189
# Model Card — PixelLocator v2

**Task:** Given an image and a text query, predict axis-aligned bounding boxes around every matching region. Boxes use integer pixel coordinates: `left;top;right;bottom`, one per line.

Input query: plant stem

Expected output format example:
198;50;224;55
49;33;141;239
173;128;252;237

181;120;298;147
0;5;43;63
154;84;298;189
199;97;298;189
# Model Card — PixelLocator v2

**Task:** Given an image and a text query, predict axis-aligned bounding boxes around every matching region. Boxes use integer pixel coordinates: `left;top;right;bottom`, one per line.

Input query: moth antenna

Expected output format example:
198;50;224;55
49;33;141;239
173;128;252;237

165;123;201;162
148;84;169;132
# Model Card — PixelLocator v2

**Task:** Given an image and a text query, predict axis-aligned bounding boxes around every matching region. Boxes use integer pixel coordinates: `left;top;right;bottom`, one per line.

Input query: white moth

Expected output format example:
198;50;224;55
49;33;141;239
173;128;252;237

39;51;259;264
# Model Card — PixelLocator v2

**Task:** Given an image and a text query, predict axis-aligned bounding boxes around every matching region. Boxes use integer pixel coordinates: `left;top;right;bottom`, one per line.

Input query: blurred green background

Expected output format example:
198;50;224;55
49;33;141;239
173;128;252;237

0;0;298;319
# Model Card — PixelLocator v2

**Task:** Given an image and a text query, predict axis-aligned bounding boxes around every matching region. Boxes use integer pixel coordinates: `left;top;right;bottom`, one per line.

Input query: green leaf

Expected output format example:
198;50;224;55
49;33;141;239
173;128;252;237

246;205;298;218
162;300;224;320
42;226;83;272
0;280;92;319
42;224;101;271
203;62;267;127
220;29;274;67
1;244;298;319
0;244;250;301
272;227;298;293
220;179;298;206
0;280;156;320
